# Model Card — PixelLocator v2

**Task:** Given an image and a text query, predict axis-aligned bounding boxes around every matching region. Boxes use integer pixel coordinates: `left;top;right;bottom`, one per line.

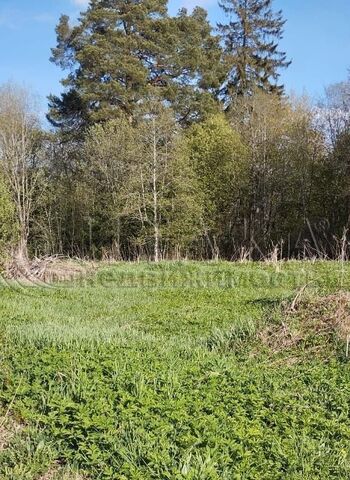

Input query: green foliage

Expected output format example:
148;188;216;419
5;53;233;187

1;262;350;478
39;3;349;261
84;118;138;256
48;1;222;130
162;139;205;252
130;104;204;258
38;87;349;260
184;114;248;252
0;425;56;479
227;92;329;255
81;105;206;258
218;0;291;103
325;128;350;233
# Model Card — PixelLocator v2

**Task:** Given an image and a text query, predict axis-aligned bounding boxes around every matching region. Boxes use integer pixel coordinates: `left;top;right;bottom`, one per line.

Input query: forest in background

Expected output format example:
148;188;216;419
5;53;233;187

0;0;350;264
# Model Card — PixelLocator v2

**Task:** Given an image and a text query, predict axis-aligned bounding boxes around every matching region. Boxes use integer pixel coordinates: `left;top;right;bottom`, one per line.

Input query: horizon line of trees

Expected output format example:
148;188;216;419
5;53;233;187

1;0;350;263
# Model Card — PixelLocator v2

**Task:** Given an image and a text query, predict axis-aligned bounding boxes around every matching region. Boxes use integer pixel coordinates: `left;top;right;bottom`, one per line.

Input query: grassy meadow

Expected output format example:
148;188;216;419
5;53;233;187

1;261;350;479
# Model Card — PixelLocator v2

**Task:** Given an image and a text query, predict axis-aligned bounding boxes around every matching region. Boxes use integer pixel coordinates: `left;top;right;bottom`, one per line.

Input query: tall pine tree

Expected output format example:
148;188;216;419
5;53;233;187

218;0;290;106
48;0;222;131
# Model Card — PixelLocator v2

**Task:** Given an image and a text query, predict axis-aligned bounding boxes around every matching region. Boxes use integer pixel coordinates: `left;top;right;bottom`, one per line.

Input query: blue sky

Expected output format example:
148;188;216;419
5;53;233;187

0;0;349;116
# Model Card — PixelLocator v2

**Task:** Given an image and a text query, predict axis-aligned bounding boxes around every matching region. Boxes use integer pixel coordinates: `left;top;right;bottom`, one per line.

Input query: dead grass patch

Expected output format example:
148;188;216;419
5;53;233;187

0;415;23;452
260;291;350;358
38;463;87;480
5;255;95;284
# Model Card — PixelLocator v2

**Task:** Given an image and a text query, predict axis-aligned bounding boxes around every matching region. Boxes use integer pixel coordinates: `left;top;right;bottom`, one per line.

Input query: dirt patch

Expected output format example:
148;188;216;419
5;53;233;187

260;291;350;357
0;415;23;451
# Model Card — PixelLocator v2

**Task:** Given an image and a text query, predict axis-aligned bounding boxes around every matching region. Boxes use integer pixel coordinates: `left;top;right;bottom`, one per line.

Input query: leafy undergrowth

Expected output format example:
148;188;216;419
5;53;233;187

1;261;350;479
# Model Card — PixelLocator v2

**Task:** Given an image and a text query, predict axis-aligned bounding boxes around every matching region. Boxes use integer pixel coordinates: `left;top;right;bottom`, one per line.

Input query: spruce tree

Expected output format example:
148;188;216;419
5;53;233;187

218;0;291;105
48;0;222;131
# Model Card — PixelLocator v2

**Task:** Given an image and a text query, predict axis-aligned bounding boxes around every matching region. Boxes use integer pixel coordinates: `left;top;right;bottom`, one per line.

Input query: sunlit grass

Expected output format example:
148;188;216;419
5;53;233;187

1;261;350;478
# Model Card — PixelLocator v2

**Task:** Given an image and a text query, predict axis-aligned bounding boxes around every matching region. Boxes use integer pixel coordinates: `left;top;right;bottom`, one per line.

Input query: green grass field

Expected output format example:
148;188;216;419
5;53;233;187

1;261;350;479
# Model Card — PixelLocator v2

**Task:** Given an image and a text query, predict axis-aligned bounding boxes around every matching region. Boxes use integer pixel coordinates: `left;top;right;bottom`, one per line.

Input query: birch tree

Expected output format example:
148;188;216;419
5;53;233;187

131;105;176;261
126;103;204;260
0;84;42;261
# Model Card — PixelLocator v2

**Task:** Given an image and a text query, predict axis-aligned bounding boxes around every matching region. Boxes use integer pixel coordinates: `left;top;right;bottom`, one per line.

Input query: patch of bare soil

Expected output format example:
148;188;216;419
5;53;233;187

260;291;350;358
0;415;23;451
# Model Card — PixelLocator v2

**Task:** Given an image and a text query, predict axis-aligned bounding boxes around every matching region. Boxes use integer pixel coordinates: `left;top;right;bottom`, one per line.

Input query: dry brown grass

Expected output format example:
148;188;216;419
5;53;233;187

0;415;23;452
38;463;87;480
260;291;350;358
5;255;95;284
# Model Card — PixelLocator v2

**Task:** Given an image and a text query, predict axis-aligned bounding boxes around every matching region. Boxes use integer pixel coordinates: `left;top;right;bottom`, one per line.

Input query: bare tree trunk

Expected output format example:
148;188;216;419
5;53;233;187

16;229;29;262
115;217;122;260
152;118;160;262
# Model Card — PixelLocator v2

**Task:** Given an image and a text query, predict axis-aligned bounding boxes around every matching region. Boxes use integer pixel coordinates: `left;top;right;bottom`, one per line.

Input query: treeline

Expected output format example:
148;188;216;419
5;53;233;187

0;0;349;262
